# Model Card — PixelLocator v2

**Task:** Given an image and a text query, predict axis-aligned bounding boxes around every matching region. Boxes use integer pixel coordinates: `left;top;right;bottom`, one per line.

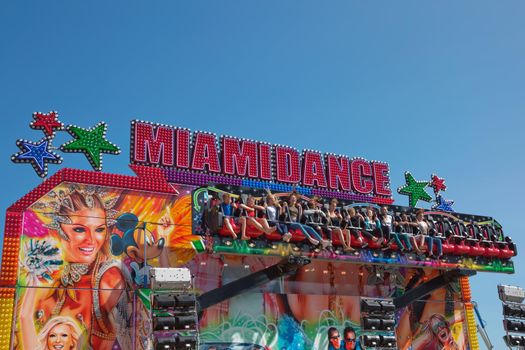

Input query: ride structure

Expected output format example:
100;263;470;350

1;118;518;350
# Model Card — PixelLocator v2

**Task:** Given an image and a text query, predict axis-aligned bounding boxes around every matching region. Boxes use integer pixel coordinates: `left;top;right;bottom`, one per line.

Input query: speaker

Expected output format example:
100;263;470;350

363;317;381;330
362;335;380;347
379;300;395;314
381;318;395;331
380;335;397;348
153;293;197;309
504;319;525;333
503;334;525;346
361;299;382;313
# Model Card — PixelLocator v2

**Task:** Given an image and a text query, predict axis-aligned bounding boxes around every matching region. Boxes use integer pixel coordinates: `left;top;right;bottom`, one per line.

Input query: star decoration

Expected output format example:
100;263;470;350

397;171;432;207
60;122;120;171
432;195;455;212
431;174;447;194
11;138;63;177
30;111;64;137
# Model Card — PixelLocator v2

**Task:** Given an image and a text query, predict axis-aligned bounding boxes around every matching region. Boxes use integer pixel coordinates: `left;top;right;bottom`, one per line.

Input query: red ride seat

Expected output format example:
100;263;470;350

485;245;500;258
245;224;264;239
468;244;485;257
217;217;240;237
365;236;382;250
289;228;306;242
453;242;471;256
331;233;344;246
350;231;366;248
499;247;514;259
442;242;455;255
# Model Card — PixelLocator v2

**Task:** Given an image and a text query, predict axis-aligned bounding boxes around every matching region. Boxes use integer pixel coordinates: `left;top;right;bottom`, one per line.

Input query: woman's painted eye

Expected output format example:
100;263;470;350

95;227;106;233
61;333;68;337
49;334;56;339
73;227;86;233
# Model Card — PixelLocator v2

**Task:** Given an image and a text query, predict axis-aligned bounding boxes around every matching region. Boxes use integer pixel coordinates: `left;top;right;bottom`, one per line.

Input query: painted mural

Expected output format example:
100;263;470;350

187;256;468;349
14;182;201;350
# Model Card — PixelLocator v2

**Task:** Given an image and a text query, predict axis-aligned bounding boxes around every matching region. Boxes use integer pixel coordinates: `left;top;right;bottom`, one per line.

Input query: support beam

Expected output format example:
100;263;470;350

394;269;476;310
197;255;311;312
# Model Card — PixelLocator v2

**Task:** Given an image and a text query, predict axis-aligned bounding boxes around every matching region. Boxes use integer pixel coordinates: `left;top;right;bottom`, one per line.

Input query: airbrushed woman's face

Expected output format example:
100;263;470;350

60;207;107;264
46;324;75;350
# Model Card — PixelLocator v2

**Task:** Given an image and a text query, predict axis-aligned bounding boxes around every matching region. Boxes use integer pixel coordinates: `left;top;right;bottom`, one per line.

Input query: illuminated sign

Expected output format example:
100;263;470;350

130;121;393;202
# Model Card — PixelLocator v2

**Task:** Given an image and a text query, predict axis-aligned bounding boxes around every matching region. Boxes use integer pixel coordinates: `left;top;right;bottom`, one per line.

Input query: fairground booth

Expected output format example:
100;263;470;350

1;115;518;350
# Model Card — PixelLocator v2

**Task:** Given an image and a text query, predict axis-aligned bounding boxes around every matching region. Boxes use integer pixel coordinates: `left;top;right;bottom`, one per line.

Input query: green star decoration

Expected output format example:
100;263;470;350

397;171;432;207
60;122;120;171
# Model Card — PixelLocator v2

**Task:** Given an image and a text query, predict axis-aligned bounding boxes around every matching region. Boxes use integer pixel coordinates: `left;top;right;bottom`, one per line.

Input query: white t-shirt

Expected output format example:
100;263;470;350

382;214;393;228
418;220;429;235
266;206;278;221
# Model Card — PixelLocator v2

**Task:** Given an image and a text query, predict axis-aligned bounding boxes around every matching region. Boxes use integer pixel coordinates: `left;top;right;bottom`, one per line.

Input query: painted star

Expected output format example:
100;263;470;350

30;111;64;137
11;138;63;177
60;122;120;171
397;171;432;207
432;195;455;212
431;174;447;194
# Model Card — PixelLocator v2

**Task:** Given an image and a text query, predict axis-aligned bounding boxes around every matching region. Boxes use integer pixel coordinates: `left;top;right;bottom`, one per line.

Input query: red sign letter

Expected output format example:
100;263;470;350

302;151;327;188
275;147;301;184
373;162;392;196
133;122;174;166
351;158;373;194
326;155;351;191
191;132;221;173
222;137;259;178
259;143;272;180
175;129;190;169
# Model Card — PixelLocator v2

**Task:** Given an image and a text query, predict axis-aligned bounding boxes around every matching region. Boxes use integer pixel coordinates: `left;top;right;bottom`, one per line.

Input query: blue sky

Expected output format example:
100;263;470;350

1;1;524;348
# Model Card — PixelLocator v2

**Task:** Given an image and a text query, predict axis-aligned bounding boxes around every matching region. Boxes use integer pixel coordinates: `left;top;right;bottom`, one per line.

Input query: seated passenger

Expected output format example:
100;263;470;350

265;189;292;242
364;208;384;244
345;207;368;247
379;206;393;243
410;210;442;258
240;195;276;239
220;193;246;239
327;199;354;252
392;212;413;252
302;197;332;249
283;192;330;248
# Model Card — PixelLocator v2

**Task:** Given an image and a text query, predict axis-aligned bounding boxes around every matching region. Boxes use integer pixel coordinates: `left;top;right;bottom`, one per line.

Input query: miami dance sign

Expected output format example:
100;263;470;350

130;120;393;204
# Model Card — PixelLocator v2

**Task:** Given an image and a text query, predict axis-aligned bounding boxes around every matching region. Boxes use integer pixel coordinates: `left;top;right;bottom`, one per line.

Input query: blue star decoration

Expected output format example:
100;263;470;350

11;138;63;178
432;195;455;212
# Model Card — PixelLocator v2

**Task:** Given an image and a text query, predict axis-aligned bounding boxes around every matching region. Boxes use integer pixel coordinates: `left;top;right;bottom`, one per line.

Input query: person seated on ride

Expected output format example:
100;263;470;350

392;212;414;252
264;189;292;242
220;192;246;239
364;208;384;244
379;206;393;242
344;207;368;247
240;195;277;239
327;199;354;252
302;196;332;249
283;192;330;248
410;210;442;258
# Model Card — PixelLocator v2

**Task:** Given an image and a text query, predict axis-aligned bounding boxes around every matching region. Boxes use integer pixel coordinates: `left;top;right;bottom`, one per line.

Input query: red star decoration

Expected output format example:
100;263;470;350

30;111;64;137
431;174;447;194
